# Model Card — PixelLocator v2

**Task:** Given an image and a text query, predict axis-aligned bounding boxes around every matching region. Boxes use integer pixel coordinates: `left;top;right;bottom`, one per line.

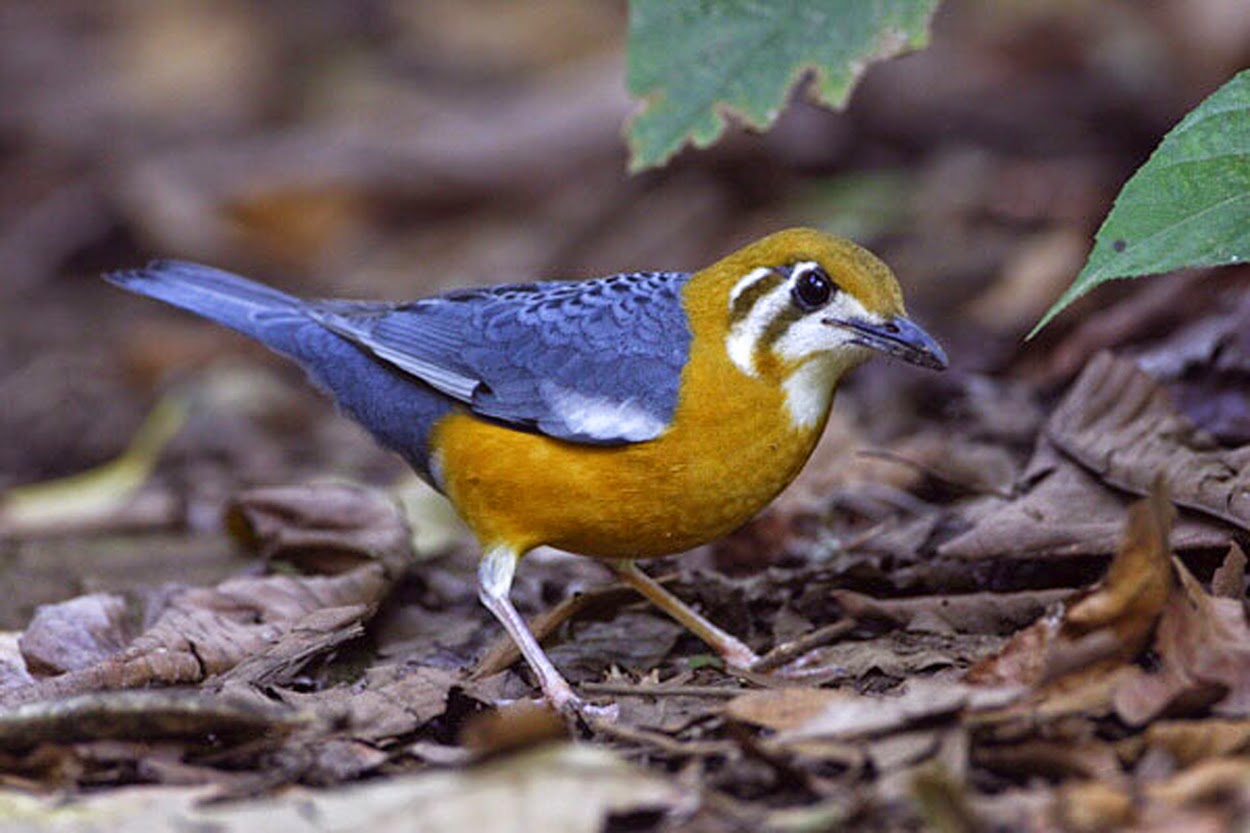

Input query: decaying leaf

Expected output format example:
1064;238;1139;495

1114;557;1250;724
0;688;297;752
18;593;130;676
724;687;851;732
1211;542;1247;600
832;587;1072;634
225;482;413;578
1135;719;1250;767
1048;351;1250;532
0;743;687;833
939;443;1228;562
2;483;413;707
750;679;1019;742
277;663;462;744
966;482;1175;687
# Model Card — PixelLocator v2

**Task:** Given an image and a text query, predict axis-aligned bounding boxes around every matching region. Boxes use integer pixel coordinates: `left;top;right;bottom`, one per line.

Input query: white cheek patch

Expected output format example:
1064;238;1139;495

725;281;791;377
773;291;881;364
781;357;839;429
541;383;667;441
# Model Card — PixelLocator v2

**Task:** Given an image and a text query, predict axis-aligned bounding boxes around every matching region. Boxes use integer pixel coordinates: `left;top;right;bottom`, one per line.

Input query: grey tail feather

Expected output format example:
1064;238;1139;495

104;259;307;339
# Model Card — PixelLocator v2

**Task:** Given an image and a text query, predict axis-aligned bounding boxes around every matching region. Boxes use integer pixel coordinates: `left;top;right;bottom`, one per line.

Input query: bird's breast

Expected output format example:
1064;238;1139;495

431;339;834;559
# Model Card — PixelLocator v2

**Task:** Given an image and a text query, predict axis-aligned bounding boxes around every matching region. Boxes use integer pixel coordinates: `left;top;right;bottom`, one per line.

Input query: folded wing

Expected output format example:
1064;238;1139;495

308;271;692;445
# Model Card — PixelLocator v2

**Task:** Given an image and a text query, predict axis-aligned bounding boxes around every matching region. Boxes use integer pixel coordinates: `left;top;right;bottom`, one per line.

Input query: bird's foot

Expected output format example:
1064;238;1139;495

719;640;762;672
544;680;619;726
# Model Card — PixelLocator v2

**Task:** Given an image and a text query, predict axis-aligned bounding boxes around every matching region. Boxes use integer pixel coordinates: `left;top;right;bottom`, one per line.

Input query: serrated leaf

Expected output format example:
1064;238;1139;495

1031;70;1250;337
625;0;939;172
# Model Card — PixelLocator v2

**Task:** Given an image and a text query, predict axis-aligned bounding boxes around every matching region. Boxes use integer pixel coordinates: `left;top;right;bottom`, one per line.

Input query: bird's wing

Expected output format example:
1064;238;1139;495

307;271;693;445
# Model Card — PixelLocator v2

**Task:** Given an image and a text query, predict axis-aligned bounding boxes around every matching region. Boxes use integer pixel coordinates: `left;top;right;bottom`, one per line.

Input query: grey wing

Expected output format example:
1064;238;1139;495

307;271;693;445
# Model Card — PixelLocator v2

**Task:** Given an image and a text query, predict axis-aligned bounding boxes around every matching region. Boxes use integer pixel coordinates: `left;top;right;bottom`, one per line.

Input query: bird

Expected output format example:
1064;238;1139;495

105;228;947;717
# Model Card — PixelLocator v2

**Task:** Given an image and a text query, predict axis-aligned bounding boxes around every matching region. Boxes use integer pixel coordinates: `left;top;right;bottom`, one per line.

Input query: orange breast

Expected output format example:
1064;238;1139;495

430;278;832;558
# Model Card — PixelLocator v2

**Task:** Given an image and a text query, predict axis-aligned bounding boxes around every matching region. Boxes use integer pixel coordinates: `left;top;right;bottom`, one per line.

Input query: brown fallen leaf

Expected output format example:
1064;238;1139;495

224;482;413;579
724;688;851;733
1114;558;1250;725
277;663;462;744
0;742;690;833
1134;719;1250;767
832;587;1073;635
460;701;568;755
1055;779;1136;833
17;593;130;676
749;679;1020;743
1211;542;1247;600
966;481;1175;688
1145;757;1250;816
2;483;413;707
1062;481;1174;652
939;442;1229;562
975;738;1124;783
1048;351;1250;532
0;689;297;752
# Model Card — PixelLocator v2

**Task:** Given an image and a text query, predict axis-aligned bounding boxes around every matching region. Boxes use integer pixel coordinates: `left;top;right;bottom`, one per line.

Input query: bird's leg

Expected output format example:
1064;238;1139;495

608;560;760;669
477;546;614;719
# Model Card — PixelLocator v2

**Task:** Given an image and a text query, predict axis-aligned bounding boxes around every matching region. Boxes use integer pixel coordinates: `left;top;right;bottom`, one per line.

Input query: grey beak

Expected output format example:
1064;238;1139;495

825;314;948;370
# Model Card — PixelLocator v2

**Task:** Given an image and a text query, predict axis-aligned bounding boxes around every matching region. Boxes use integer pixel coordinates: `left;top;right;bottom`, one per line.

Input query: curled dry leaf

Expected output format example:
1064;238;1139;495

1114;557;1250;725
225;482;413;578
1211;542;1247;600
277;663;461;744
939;443;1228;562
1062;483;1174;653
18;593;130;676
2;483;413;707
1048;351;1250;532
966;481;1175;687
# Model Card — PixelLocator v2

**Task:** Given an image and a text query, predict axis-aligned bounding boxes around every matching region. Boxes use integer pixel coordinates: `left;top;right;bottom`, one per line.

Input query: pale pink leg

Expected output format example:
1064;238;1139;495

609;560;760;669
478;546;615;718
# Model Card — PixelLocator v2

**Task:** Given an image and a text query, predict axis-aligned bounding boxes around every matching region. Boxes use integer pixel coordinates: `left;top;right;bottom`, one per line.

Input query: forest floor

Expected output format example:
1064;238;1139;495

2;2;1250;830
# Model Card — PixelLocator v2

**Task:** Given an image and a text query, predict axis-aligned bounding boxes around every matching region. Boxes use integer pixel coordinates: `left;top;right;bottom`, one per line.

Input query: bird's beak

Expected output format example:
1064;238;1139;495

825;313;948;370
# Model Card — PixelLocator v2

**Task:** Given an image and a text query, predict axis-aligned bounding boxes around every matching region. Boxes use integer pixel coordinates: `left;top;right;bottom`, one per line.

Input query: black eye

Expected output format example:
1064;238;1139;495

791;266;833;310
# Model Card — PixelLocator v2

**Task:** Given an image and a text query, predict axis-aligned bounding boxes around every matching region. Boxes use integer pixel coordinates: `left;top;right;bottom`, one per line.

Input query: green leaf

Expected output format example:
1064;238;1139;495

1031;70;1250;337
626;0;939;172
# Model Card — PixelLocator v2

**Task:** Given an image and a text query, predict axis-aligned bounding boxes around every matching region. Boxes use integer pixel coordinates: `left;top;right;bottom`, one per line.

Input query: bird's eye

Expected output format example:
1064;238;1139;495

791;266;834;310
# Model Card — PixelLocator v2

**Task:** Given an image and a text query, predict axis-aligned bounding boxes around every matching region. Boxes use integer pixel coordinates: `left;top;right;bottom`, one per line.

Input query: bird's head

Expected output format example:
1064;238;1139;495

689;228;947;428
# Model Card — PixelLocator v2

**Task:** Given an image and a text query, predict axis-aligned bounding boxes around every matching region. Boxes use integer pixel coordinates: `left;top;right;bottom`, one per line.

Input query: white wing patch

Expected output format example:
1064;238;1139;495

541;382;667;441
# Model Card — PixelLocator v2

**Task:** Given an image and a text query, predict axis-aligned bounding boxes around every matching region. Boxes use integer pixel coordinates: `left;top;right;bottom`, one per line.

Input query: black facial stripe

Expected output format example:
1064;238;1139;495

729;272;784;324
759;304;806;359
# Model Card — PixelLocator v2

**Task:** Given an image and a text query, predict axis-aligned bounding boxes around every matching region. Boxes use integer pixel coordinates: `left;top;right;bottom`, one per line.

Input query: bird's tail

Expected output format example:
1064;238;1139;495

105;260;308;351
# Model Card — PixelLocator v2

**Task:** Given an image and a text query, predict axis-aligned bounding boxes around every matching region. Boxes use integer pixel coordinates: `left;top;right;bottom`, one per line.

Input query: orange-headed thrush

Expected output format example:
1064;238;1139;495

107;228;947;716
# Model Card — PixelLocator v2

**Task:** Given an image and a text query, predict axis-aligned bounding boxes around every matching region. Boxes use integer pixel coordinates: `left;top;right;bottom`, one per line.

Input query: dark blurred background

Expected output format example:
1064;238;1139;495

2;0;1248;494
